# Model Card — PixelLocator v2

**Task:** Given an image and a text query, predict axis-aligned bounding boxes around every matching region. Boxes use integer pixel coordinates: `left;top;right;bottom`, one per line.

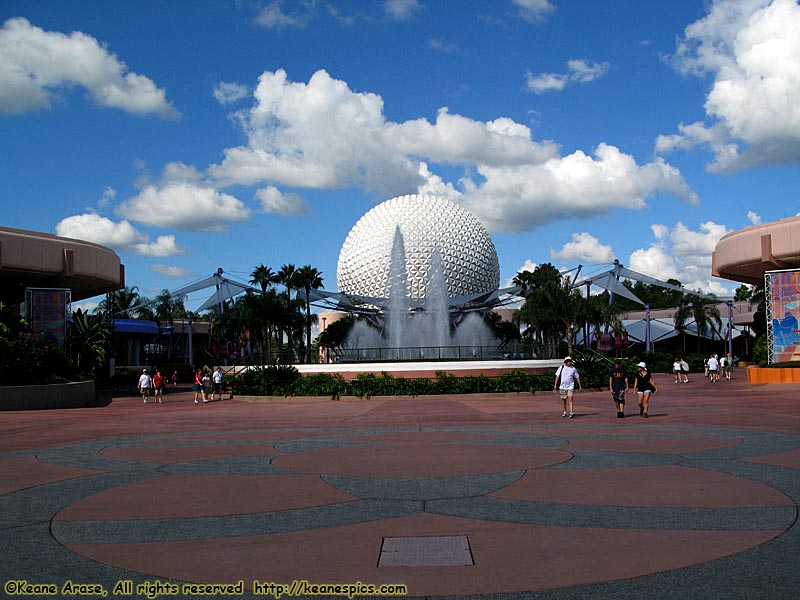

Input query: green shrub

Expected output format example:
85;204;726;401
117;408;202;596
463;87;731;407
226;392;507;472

0;334;73;385
232;364;300;396
753;335;768;366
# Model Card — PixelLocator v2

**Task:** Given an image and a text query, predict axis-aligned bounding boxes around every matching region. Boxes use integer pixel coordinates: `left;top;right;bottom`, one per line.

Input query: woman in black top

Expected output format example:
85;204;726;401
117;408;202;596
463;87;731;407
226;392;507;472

633;362;657;418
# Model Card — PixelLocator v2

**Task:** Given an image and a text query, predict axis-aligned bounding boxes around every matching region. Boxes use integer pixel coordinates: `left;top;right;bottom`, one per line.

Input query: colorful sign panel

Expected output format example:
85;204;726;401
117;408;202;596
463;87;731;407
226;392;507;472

766;269;800;363
25;288;71;347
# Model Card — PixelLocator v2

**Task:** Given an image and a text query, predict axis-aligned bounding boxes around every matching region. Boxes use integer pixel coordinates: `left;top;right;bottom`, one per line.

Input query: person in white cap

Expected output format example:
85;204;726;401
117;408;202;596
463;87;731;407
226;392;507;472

554;356;582;418
632;362;657;418
137;369;152;404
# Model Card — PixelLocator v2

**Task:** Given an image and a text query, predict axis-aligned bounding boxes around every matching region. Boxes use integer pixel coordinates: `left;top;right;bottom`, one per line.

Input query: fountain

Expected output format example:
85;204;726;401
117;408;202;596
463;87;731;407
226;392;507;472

295;194;560;379
339;226;500;361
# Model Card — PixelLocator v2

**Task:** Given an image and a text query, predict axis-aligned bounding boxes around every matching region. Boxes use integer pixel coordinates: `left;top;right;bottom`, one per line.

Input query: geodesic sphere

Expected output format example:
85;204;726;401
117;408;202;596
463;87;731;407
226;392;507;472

337;194;500;300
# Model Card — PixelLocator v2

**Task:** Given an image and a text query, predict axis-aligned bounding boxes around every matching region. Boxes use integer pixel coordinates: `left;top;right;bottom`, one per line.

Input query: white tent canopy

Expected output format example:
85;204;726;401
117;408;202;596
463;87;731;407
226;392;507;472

573;260;736;354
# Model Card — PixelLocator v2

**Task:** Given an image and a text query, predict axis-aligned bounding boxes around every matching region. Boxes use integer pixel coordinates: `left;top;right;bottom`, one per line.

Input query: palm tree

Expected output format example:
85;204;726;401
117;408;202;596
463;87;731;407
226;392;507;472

294;265;324;363
674;295;723;353
154;289;186;326
277;263;297;294
512;270;537;296
69;309;110;377
98;286;143;319
250;264;277;292
516;263;567;358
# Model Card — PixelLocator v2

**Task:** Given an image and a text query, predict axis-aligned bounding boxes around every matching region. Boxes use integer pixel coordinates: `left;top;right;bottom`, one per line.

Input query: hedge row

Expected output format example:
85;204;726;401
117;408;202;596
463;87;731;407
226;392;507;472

230;366;612;399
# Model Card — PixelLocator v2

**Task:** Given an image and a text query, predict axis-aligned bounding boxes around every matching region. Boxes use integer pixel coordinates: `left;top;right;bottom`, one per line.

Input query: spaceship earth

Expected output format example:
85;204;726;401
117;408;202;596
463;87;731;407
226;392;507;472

337;194;500;300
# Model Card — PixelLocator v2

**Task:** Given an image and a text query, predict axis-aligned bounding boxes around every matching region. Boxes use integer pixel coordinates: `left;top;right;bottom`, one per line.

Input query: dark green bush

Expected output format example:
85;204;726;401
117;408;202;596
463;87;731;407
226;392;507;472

753;335;768;366
231;364;300;396
232;367;577;398
0;334;73;385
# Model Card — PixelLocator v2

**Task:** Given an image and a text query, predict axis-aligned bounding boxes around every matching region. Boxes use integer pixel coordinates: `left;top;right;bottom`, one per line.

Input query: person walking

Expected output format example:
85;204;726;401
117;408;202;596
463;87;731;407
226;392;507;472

138;369;152;404
707;353;720;382
609;358;629;418
633;362;657;418
211;367;223;401
193;369;204;404
724;353;735;379
152;369;165;404
679;357;690;383
673;357;682;383
201;369;211;402
554;356;582;418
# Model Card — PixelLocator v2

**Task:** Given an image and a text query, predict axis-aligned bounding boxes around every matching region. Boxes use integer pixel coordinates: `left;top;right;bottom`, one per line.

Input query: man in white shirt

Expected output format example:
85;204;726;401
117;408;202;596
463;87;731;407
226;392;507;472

707;354;720;382
554;356;582;418
211;367;223;401
138;369;152;404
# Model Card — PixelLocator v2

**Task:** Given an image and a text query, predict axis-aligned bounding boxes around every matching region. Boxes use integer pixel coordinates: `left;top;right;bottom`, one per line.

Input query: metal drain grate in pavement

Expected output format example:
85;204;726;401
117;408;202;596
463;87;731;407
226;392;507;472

378;535;474;567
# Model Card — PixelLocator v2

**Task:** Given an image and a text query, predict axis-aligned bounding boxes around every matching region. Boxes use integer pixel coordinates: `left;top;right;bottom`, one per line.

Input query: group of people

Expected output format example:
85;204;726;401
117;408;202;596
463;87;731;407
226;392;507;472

672;357;691;383
137;368;167;404
555;357;658;419
194;366;224;404
705;353;736;382
137;367;224;405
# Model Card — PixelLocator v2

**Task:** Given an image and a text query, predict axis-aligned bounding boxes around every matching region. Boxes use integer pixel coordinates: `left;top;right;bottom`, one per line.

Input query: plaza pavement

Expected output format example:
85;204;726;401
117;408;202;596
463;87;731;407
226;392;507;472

1;373;799;599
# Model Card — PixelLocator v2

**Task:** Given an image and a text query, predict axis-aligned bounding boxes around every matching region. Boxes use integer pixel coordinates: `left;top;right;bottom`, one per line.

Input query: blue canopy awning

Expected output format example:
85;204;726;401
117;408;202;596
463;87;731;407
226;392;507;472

112;319;159;335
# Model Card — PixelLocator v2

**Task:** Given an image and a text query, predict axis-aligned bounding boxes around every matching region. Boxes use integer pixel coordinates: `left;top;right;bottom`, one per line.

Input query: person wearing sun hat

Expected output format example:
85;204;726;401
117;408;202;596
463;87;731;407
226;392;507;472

554;356;582;418
632;361;657;418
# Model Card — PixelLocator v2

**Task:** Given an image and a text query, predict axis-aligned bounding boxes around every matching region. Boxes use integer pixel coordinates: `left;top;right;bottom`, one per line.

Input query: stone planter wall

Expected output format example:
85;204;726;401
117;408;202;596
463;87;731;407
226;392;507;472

0;380;95;411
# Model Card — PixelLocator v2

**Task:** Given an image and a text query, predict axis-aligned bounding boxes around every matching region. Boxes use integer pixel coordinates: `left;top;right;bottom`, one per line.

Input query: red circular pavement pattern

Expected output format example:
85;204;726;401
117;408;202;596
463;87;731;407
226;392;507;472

8;377;799;597
0;456;103;496
67;512;781;596
55;474;357;521
272;443;571;477
491;465;794;508
745;448;800;469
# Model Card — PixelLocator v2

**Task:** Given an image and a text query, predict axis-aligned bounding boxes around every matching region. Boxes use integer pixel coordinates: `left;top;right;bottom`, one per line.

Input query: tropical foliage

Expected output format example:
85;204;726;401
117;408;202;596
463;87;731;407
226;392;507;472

68;309;110;378
673;296;722;353
0;304;73;384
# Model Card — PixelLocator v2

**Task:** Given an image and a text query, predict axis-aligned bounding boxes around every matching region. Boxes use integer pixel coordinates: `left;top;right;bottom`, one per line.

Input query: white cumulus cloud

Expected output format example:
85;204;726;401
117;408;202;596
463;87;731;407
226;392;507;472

551;232;616;263
525;59;610;94
255;186;311;216
209;69;422;194
513;0;556;22
117;182;250;231
659;0;800;171
458;144;699;232
55;213;185;257
628;221;732;294
385;0;422;20
213;81;250;105
152;264;195;278
207;69;696;234
254;2;308;29
747;211;762;225
0;17;177;117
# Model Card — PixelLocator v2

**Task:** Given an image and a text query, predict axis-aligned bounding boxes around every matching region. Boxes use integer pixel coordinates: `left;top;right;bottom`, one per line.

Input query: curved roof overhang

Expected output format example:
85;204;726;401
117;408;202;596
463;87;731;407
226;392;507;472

712;216;800;285
0;227;124;304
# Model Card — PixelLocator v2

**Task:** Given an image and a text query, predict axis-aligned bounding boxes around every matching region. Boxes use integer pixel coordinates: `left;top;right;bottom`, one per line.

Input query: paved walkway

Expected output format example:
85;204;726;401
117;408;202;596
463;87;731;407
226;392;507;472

1;374;799;599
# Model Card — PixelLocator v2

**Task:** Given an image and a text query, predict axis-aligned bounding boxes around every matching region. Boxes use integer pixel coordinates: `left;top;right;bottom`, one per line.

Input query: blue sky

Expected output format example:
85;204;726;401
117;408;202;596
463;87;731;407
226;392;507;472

2;0;799;313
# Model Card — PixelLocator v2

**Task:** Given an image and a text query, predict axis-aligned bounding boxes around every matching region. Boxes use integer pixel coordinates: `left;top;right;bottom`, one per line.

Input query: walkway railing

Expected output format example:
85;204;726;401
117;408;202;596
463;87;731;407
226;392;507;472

334;345;503;362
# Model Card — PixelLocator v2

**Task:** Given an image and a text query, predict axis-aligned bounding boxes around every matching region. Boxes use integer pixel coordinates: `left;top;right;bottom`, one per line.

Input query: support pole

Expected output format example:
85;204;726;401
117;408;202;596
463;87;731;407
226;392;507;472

188;312;193;366
727;300;734;357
